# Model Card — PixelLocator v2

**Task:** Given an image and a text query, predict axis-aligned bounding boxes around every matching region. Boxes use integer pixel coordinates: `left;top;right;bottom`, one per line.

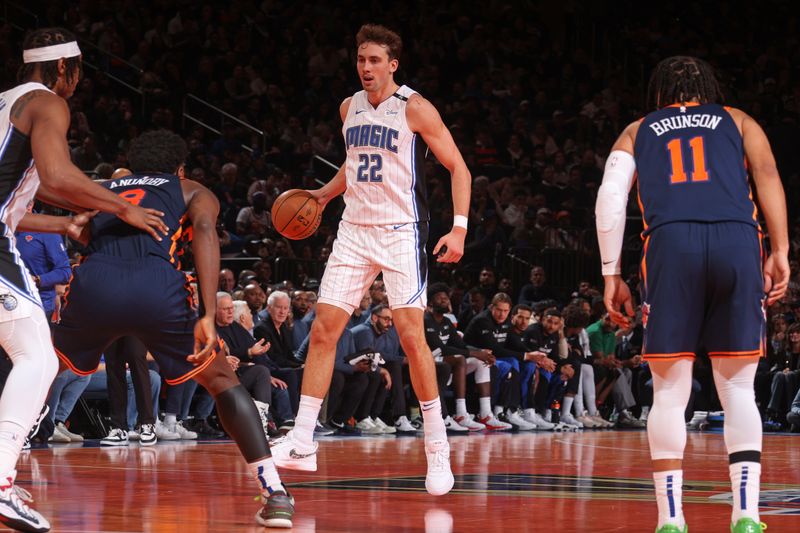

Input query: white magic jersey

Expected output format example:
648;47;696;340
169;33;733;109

0;82;50;306
341;85;428;226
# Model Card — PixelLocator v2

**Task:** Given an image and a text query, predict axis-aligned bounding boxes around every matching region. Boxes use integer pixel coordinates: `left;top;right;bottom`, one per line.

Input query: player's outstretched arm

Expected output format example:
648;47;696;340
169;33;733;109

596;122;638;327
738;110;790;304
17;211;96;244
183;180;222;364
23;93;168;240
406;95;471;263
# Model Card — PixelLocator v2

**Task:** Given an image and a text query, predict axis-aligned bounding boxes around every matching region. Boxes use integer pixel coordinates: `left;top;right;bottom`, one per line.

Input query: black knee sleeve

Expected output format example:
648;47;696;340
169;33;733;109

729;450;761;465
215;385;270;462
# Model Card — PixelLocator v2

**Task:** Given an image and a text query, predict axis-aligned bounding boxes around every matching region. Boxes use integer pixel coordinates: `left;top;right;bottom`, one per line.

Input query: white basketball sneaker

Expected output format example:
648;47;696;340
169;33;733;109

424;439;454;496
270;431;318;472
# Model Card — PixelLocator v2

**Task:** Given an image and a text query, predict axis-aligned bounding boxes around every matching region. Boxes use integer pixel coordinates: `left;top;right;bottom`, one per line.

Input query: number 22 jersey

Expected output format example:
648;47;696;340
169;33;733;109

633;103;758;236
341;85;429;226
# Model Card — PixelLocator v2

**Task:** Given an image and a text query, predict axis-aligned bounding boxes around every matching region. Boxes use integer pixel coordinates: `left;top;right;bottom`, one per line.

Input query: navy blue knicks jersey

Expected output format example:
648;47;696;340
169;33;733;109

634;103;758;235
89;173;192;267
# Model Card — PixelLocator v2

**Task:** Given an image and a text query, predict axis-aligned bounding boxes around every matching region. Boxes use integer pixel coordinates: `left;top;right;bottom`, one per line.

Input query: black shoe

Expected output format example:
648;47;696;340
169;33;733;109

278;420;295;432
314;420;335;436
193;419;225;438
330;420;361;436
255;490;294;528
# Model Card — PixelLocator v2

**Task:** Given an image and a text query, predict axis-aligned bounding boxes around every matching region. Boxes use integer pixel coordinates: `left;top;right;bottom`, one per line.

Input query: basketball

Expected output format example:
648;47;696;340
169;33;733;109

271;189;322;240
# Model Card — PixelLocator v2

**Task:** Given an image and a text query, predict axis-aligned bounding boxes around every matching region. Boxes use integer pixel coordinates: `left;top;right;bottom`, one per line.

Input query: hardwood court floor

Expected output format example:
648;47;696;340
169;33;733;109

12;430;800;532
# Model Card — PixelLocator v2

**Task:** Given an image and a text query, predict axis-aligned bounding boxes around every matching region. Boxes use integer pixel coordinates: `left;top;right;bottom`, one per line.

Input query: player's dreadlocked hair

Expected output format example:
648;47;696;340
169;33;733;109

128;130;188;174
646;56;723;110
17;27;83;89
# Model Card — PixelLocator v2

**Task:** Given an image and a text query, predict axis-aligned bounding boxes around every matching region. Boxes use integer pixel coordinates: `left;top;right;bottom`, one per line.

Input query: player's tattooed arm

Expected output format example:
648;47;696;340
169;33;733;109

10;90;51;122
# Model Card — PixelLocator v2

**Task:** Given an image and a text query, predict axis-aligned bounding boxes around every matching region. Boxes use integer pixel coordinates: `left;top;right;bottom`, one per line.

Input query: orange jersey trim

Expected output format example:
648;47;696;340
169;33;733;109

708;350;762;358
643;352;695;360
55;347;98;376
640;234;651;292
164;338;224;386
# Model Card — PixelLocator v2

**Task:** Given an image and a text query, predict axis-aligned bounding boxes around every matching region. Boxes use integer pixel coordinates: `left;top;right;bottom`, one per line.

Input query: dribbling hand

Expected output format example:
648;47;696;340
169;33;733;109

603;275;634;328
433;227;466;263
120;204;170;241
187;316;218;366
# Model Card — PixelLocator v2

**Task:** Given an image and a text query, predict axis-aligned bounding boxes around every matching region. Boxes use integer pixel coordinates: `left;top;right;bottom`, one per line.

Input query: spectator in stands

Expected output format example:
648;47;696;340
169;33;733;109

252;260;273;288
425;283;494;431
236;190;271;238
291;290;309;321
765;322;800;427
364;279;388;317
586;313;645;428
509;208;540;250
214;293;292;436
297;329;394;435
243;282;267;318
99;337;164;446
457;286;487;331
219;268;236;293
254;291;303;415
71;134;104;170
518;265;559;307
347;294;372;330
352;305;439;433
562;303;612;428
463;293;544;430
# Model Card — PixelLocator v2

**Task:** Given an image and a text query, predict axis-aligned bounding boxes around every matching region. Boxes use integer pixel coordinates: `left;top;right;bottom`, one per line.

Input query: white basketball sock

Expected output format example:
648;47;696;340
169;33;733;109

421;398;447;442
730;462;761;522
293;395;323;445
250;457;284;496
455;398;468;417
653;470;685;528
479;397;492;418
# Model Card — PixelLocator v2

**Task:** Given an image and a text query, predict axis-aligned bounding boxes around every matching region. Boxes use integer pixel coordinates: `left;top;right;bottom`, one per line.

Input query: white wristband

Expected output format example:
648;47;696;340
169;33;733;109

453;215;468;230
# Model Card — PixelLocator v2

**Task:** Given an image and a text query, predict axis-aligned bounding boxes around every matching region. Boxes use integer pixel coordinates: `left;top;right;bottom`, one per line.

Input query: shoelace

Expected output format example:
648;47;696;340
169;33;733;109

1;485;36;521
428;446;450;473
12;485;33;503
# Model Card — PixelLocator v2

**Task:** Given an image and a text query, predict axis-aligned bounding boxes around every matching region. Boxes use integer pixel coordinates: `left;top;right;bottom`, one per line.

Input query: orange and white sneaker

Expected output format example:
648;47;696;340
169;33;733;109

270;431;318;472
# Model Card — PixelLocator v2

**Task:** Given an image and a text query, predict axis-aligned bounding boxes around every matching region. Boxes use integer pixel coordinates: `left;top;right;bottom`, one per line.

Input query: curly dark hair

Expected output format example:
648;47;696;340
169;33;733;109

17;27;82;89
562;303;590;329
356;24;403;60
427;282;450;301
646;56;723;110
127;130;188;174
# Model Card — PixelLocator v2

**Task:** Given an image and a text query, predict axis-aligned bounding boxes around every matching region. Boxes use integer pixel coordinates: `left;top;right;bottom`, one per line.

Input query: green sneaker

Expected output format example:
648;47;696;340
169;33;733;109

730;518;766;532
655;525;687;533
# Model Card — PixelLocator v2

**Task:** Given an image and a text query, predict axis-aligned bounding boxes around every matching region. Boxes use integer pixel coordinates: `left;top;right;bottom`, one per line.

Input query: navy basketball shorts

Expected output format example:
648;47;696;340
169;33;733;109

53;254;216;384
639;221;765;361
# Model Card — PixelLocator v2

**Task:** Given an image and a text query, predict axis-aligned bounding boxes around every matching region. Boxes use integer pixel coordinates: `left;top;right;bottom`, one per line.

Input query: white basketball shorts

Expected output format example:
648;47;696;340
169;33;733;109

319;220;428;314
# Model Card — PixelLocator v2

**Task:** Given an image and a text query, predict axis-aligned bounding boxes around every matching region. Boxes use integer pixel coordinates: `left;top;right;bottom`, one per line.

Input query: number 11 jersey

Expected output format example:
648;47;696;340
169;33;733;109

341;85;429;226
634;103;758;236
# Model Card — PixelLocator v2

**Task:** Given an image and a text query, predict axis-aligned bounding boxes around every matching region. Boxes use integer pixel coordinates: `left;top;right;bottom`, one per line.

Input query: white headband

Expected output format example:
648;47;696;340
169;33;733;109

23;42;81;64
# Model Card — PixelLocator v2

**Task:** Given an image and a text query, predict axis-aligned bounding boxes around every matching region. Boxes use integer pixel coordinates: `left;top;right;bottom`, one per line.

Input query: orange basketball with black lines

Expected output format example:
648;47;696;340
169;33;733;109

271;189;322;240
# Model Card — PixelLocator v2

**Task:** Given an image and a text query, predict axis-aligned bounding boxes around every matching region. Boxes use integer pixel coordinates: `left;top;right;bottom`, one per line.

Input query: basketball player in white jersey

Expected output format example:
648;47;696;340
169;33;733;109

0;28;166;532
271;24;470;495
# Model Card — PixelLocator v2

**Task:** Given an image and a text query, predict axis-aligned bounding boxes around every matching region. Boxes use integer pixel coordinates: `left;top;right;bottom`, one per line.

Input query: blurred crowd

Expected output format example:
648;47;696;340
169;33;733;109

4;0;800;442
